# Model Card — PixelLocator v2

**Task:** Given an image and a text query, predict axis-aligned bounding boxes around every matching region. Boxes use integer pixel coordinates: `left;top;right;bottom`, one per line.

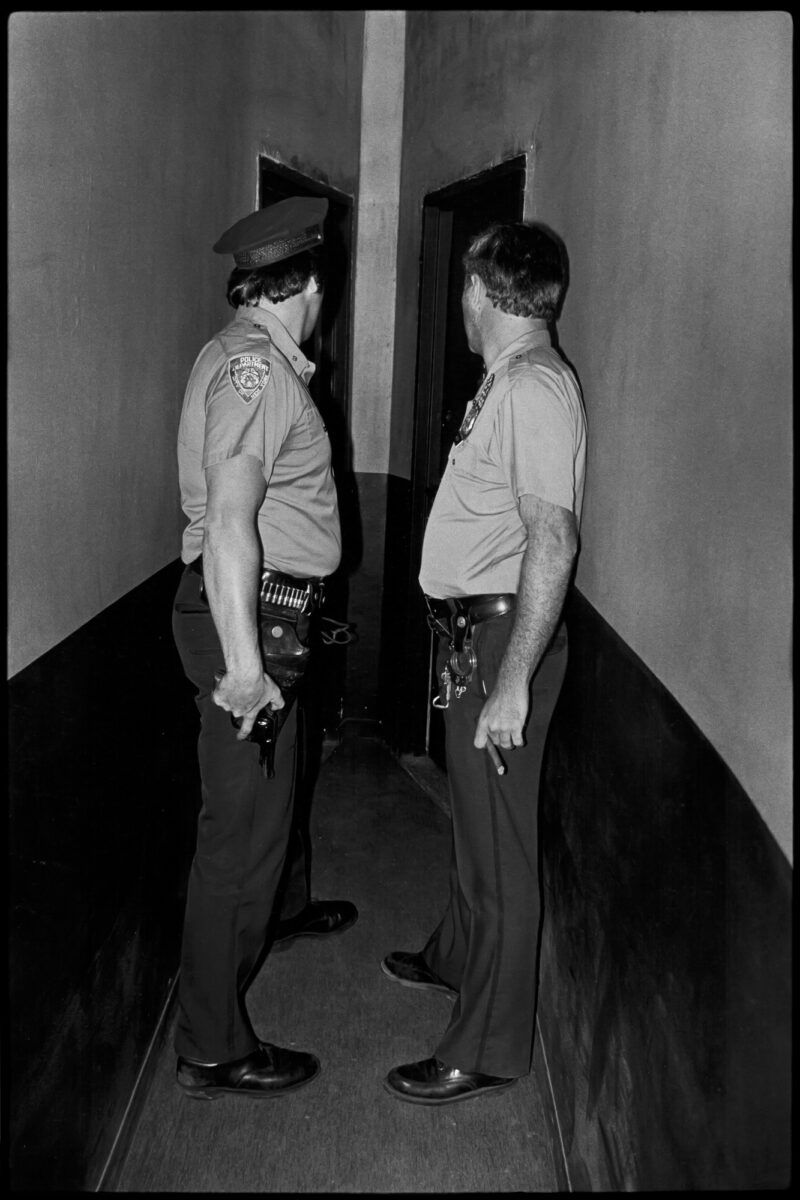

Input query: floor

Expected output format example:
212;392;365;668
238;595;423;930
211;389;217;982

115;735;561;1193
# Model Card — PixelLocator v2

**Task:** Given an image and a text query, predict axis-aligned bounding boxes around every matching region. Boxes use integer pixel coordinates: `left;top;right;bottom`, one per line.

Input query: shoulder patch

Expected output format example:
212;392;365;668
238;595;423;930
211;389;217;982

228;355;271;404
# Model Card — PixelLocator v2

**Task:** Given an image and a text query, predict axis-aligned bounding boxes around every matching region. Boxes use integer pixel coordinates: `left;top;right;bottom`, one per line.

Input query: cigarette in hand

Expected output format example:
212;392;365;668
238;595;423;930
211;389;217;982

486;740;506;775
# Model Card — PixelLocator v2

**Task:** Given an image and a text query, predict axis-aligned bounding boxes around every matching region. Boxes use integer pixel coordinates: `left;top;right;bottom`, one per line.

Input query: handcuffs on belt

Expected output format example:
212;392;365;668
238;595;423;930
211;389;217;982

426;595;515;710
429;612;476;709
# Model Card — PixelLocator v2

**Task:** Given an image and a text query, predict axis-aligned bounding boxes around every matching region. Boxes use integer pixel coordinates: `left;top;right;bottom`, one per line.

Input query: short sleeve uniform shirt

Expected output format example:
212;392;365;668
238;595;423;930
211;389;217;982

177;306;341;579
419;324;586;598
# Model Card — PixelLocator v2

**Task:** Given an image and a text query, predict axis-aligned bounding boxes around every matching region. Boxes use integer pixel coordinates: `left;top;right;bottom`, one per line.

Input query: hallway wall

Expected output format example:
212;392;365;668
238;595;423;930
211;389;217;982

390;9;791;861
8;10;363;680
8;12;364;1190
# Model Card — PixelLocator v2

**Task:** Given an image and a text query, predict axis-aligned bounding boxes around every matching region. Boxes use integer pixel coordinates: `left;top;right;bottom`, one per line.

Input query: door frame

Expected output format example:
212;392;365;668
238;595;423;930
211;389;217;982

257;156;355;451
257;157;355;734
390;156;527;758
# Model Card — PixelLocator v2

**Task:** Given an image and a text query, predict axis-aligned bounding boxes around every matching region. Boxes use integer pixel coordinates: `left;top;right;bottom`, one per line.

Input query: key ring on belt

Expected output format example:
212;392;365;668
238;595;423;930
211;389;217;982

448;612;477;690
427;600;476;706
427;593;515;709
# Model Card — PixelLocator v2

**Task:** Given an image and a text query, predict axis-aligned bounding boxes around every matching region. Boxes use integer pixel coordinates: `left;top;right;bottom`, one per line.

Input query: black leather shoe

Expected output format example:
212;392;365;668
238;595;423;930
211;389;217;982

381;950;457;996
384;1056;516;1105
273;899;358;946
176;1042;320;1100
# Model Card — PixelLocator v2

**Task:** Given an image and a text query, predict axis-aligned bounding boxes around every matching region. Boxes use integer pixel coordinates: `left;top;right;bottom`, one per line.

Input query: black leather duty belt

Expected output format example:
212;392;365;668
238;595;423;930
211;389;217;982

425;593;516;628
188;556;325;615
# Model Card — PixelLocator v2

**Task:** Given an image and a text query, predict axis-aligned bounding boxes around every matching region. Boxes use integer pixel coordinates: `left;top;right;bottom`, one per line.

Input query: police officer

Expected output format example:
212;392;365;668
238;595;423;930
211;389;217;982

382;222;587;1104
172;196;357;1100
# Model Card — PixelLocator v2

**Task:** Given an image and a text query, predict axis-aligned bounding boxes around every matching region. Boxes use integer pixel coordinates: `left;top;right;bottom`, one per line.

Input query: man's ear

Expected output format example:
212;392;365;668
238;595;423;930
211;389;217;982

465;272;484;300
465;273;485;311
305;275;323;296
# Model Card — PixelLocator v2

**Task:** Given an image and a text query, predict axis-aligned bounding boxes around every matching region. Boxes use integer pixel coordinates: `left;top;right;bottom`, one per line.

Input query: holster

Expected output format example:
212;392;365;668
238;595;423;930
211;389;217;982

190;556;320;776
226;603;315;777
257;597;313;738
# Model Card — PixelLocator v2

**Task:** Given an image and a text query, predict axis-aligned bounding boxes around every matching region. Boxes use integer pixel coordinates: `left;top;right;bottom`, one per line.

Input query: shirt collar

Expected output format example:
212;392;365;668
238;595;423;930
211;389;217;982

483;321;551;377
237;305;316;384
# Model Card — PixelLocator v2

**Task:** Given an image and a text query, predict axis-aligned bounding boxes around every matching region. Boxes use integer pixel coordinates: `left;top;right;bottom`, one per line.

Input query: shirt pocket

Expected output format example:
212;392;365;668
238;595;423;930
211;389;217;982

450;439;481;479
450;434;507;490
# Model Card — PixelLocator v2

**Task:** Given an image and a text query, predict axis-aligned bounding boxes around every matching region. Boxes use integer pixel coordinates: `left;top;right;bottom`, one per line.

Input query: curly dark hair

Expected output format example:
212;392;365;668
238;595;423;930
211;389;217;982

462;222;568;322
226;245;327;309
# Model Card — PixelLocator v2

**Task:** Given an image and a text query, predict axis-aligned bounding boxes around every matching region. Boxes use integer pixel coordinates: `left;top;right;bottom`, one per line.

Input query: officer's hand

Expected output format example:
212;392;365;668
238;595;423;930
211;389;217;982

474;683;528;752
213;670;284;740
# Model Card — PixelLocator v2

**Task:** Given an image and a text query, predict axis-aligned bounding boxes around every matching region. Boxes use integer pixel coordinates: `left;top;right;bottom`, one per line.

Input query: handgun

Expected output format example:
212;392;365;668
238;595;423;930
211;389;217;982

213;671;283;779
233;705;280;778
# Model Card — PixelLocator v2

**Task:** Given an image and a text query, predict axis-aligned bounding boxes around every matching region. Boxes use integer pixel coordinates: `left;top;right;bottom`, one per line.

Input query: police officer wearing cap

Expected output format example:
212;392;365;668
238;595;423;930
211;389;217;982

172;196;357;1099
381;221;587;1105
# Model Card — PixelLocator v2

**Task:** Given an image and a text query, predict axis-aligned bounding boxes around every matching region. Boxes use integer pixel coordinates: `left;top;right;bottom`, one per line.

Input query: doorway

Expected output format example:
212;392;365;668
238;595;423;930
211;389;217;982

392;157;526;767
258;158;356;740
258;158;353;465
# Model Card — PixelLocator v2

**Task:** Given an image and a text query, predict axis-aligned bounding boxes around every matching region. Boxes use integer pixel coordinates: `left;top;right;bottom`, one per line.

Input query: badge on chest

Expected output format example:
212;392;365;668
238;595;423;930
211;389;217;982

229;355;271;403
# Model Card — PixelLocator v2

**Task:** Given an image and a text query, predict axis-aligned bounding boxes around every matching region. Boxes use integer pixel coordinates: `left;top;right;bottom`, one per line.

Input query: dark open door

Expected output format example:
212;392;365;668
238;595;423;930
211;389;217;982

388;157;526;766
258;158;355;739
258;159;353;467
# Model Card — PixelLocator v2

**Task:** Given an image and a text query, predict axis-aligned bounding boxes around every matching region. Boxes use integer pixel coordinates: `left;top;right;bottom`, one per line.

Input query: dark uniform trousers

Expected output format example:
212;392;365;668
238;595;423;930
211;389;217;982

172;565;310;1063
423;612;568;1079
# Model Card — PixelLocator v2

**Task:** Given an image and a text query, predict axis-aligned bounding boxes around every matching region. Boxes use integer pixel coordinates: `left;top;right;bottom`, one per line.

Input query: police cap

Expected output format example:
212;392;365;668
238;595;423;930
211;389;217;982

213;196;328;268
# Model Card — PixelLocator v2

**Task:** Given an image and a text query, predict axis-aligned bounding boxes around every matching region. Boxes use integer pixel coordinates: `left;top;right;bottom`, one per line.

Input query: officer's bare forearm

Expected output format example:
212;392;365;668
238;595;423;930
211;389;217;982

203;520;262;680
496;500;577;692
497;545;574;692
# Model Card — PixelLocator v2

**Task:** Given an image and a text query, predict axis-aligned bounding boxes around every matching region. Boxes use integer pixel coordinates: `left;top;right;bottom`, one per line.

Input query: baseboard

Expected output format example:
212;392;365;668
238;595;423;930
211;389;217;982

397;752;451;817
534;1015;572;1192
94;974;180;1192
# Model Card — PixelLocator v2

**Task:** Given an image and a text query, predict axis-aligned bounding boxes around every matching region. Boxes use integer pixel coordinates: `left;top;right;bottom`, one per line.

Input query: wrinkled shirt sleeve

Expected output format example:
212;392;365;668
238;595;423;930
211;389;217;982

499;375;580;515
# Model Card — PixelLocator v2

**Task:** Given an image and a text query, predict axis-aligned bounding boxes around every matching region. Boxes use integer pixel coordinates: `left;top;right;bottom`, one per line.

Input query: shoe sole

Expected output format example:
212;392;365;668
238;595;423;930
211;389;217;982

179;1063;321;1101
272;915;358;951
380;959;457;997
382;1077;517;1105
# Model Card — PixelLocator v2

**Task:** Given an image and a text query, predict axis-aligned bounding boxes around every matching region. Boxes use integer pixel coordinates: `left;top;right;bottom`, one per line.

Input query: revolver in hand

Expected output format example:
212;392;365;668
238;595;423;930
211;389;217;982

214;672;282;779
233;705;280;778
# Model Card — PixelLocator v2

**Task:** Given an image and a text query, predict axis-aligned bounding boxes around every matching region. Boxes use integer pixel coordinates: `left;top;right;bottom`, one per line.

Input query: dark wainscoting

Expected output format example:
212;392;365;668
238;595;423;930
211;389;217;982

538;589;792;1190
9;560;200;1190
342;471;389;729
379;473;426;753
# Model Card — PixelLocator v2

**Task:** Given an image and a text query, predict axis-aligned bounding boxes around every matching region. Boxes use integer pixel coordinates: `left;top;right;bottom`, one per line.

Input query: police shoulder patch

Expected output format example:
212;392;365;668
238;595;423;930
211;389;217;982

228;355;271;404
